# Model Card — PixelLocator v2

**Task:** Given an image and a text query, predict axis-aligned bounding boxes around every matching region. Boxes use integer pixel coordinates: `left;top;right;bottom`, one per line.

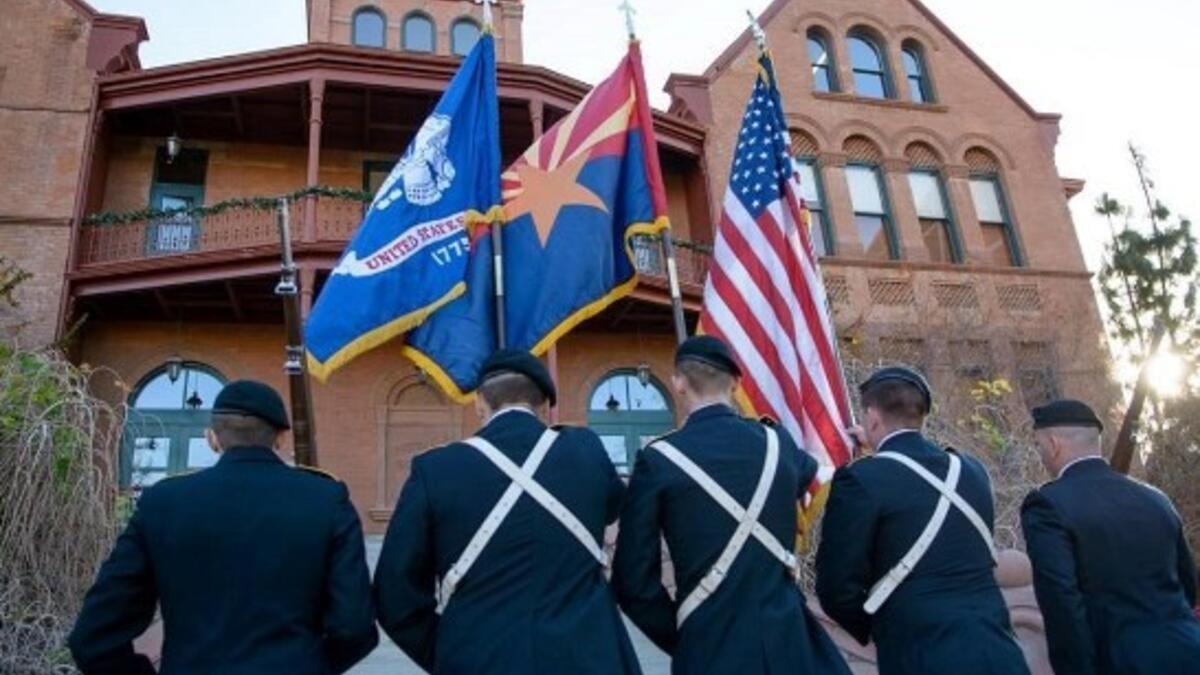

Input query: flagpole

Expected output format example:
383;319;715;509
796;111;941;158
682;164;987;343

480;0;507;350
619;0;687;345
747;9;857;434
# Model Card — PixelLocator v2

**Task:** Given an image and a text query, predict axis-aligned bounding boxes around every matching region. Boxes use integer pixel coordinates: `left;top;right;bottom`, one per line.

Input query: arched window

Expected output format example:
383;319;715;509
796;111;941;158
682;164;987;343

451;17;481;57
806;29;837;93
402;12;435;53
847;32;891;99
902;41;934;103
352;6;386;48
793;130;833;256
905;142;962;263
124;362;226;490
843;136;898;260
587;369;674;475
965;147;1023;266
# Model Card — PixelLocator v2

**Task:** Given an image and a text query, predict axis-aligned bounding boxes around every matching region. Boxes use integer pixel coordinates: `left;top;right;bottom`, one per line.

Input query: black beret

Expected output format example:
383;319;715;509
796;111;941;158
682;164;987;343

675;335;742;377
1032;399;1103;432
212;380;291;430
479;349;557;406
859;366;933;415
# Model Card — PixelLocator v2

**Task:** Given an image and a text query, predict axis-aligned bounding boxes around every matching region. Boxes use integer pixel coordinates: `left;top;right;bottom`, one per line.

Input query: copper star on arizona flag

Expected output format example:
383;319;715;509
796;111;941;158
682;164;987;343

504;152;608;246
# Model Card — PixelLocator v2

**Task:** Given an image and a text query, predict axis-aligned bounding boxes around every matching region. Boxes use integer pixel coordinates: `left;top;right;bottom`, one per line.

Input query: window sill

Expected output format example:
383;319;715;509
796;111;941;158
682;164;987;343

812;91;948;113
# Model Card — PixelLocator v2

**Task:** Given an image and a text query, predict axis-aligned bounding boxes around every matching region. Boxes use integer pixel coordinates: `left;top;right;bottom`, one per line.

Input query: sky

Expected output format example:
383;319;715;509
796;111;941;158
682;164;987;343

90;0;1200;273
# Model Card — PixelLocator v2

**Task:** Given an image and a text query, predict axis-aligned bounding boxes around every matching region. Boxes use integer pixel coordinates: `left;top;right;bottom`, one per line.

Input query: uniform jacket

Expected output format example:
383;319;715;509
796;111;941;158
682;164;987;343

815;430;1029;675
69;446;378;675
373;409;641;675
612;404;850;675
1021;456;1200;675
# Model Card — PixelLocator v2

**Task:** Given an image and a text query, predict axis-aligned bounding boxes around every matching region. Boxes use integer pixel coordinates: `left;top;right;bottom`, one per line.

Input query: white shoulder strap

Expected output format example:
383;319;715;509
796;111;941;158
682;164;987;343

436;429;606;614
863;451;996;614
652;426;795;627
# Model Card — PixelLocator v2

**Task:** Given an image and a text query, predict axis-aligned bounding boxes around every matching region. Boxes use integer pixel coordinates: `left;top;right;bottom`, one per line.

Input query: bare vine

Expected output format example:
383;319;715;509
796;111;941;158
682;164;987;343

0;344;126;674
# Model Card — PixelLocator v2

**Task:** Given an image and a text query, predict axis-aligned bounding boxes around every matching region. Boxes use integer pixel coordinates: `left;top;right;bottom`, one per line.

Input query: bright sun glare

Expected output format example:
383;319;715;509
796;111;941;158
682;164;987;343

1144;349;1186;399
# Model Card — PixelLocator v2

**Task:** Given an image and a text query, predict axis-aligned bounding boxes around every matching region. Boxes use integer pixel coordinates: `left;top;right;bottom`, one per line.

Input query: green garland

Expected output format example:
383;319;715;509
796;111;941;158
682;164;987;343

83;185;373;226
83;187;714;252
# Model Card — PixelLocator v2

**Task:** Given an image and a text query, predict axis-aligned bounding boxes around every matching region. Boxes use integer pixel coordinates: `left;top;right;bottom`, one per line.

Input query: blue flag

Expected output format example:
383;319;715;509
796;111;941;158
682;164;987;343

305;34;501;381
404;42;670;401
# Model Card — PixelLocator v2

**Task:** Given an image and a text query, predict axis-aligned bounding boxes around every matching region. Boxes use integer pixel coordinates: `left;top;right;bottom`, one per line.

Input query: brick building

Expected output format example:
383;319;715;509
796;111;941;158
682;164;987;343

0;0;1108;531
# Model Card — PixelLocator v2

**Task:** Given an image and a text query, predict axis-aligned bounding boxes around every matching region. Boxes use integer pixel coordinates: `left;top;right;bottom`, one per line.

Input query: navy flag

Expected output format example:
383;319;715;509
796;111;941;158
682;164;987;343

305;33;501;381
405;42;671;401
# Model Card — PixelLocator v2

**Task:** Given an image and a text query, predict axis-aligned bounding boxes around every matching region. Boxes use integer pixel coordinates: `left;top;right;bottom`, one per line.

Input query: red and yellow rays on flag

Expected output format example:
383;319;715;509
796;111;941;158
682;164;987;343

502;81;640;246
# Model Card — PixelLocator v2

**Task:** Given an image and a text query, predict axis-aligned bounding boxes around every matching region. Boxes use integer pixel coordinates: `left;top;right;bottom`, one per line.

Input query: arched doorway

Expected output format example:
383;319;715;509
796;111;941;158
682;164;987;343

123;362;225;490
373;373;462;520
587;370;675;475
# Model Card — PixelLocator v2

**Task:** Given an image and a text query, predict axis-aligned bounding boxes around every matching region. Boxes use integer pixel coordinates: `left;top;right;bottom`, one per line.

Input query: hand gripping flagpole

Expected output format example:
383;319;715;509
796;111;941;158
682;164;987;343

621;0;688;345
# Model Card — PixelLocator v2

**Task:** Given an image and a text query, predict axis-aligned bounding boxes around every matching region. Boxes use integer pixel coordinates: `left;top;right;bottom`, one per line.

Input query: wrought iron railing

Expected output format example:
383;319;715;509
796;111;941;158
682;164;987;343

630;234;712;288
78;194;715;292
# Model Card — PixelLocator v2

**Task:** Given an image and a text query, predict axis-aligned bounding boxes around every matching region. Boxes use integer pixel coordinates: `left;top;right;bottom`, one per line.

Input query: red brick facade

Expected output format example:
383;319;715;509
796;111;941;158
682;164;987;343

0;0;1112;529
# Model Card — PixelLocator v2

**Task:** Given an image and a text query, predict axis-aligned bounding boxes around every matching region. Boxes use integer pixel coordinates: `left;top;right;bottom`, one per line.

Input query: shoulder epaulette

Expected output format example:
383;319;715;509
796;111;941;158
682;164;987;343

296;464;341;482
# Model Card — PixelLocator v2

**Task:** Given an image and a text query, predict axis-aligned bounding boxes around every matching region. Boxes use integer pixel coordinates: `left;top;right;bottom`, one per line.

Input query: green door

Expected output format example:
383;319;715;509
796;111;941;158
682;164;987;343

123;363;225;491
587;371;675;475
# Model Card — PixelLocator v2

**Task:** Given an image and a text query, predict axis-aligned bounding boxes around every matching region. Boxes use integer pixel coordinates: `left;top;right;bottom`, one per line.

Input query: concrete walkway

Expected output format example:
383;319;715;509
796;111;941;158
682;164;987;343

351;536;670;675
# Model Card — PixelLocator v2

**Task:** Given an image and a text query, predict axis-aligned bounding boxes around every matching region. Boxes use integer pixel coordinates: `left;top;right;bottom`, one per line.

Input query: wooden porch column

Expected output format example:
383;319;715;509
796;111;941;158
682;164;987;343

300;266;316;319
304;78;326;243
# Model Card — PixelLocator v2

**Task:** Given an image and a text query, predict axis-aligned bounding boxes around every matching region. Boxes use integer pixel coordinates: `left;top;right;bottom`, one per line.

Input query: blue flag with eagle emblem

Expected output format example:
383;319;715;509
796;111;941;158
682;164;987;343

304;32;501;381
404;42;671;401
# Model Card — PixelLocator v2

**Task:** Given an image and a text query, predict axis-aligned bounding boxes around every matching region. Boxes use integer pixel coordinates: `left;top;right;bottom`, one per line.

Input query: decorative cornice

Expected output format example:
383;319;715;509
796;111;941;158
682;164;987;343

814;91;948;114
95;42;705;152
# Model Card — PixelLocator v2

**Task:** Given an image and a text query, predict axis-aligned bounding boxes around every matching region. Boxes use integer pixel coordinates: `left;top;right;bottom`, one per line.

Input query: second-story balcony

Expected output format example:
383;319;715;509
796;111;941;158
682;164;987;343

74;191;714;293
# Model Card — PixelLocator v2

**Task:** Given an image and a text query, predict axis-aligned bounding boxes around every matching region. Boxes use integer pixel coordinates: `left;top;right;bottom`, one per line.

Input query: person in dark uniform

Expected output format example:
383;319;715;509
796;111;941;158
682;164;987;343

373;350;641;675
815;366;1029;675
612;336;850;675
1022;399;1200;675
69;379;378;675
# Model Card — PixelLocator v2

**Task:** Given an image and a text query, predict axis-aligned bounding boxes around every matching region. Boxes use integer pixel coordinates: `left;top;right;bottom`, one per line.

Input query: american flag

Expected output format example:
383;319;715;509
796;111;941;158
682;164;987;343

699;54;853;477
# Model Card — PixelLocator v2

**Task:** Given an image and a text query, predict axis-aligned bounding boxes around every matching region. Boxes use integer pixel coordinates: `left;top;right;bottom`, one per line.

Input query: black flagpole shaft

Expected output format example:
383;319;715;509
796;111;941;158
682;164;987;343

491;222;506;349
659;230;688;345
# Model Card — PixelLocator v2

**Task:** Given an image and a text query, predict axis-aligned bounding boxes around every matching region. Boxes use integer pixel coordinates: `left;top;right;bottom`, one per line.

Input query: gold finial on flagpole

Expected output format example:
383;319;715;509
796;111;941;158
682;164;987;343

747;9;767;52
618;0;637;40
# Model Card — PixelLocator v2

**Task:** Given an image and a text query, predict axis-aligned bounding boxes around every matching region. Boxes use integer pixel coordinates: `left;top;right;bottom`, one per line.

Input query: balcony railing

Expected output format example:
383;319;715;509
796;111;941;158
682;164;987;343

77;192;714;289
631;234;712;290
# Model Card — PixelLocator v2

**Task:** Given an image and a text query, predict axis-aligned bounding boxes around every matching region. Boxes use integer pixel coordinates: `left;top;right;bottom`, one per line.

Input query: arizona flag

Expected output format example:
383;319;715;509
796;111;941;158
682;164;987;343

305;32;501;381
406;41;670;400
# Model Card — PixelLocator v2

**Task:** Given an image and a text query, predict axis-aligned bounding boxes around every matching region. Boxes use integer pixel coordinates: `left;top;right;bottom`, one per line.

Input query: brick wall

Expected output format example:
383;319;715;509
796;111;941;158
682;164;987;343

81;319;680;533
670;0;1116;414
0;0;99;345
312;0;524;63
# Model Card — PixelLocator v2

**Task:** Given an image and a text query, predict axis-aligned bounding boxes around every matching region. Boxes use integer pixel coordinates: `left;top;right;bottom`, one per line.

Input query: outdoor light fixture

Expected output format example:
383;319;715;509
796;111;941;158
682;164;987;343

165;355;184;384
606;392;620;411
165;133;183;163
186;390;203;410
636;362;652;387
